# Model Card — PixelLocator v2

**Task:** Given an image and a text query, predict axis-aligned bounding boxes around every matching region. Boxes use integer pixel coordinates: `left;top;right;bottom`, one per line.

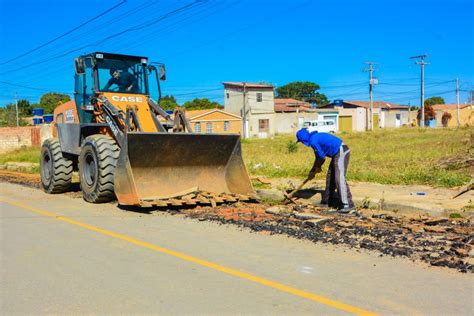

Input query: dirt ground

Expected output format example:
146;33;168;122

1;169;472;273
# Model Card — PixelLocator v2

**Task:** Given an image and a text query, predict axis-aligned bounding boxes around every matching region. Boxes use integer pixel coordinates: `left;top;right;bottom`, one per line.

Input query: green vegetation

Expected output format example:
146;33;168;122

182;98;223;110
424;96;445;106
0;128;472;188
286;140;298;153
242;127;472;187
39;93;71;114
0;99;33;127
0;146;40;164
276;81;329;106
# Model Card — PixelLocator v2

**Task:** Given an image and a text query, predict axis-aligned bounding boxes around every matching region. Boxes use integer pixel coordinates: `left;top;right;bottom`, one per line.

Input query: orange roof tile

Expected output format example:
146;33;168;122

332;100;408;110
431;103;471;111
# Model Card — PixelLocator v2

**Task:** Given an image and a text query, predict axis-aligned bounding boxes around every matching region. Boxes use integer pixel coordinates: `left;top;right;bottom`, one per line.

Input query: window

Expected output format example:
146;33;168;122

224;121;229;131
226;93;230;99
256;92;262;102
194;122;201;133
206;122;213;133
56;113;64;124
327;121;334;125
312;122;318;126
96;58;146;94
258;119;269;132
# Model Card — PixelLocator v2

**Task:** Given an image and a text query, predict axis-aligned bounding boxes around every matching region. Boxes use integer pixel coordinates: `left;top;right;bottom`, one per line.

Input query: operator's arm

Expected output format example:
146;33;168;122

308;153;325;180
125;73;138;92
307;143;326;180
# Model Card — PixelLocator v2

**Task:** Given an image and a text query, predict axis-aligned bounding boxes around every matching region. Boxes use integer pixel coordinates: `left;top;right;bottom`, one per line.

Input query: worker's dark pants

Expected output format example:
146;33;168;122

321;145;354;208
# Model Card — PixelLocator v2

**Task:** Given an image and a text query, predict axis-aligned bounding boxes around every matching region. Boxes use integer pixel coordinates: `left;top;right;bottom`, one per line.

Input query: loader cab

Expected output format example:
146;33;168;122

74;52;165;123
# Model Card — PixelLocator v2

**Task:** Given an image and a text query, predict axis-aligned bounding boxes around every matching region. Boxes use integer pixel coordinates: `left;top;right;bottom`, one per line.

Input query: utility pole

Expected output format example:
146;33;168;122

410;54;429;127
364;62;377;130
456;78;460;127
14;91;19;127
242;82;247;138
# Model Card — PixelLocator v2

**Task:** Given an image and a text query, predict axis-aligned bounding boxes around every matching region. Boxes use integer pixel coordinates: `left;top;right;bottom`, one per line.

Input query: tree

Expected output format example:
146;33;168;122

159;95;179;110
417;105;436;126
0;102;29;127
17;99;33;116
424;96;445;106
182;98;223;110
441;112;452;127
276;81;330;106
39;92;71;114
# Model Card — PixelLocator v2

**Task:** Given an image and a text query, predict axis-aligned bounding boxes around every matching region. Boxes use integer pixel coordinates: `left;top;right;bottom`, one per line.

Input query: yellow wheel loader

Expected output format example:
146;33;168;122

40;52;253;206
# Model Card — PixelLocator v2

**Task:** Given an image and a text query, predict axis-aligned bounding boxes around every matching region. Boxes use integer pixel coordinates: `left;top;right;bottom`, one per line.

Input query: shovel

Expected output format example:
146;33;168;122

283;177;311;204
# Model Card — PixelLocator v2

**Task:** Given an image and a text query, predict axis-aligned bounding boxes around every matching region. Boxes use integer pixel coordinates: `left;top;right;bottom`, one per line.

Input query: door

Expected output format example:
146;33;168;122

338;116;352;132
258;119;269;138
395;113;401;128
373;114;379;129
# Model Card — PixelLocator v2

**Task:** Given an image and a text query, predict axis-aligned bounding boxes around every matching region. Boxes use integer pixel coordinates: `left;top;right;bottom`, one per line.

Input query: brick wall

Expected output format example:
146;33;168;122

0;126;52;153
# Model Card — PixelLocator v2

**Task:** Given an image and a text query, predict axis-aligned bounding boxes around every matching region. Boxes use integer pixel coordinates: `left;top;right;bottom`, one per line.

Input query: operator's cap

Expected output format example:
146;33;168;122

109;68;118;75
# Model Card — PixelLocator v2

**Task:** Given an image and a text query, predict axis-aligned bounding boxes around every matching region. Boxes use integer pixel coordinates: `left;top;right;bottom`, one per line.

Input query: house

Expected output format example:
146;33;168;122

320;100;410;132
185;108;242;134
431;103;474;127
274;98;319;134
223;82;275;138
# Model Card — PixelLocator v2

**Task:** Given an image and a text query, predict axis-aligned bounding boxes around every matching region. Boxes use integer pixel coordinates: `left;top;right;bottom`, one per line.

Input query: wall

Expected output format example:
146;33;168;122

0;125;54;153
435;108;474;127
224;87;245;115
383;109;409;128
189;110;242;134
337;107;367;131
274;112;318;134
247;88;274;114
248;113;275;138
224;86;274;115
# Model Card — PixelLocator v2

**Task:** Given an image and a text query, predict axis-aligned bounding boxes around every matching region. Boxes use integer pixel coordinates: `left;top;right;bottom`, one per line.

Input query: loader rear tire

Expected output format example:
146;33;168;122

40;138;73;193
79;135;119;203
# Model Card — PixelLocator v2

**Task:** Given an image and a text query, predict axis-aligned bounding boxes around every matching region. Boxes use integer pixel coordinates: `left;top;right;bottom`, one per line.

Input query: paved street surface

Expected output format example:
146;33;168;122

1;182;472;315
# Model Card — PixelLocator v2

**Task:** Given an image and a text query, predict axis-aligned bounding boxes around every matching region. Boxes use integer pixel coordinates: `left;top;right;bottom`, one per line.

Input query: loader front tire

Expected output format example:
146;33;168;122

79;135;119;203
40;138;73;193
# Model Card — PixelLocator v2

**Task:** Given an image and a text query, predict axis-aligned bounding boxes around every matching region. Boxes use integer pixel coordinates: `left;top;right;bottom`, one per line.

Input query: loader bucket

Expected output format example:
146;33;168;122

113;133;254;206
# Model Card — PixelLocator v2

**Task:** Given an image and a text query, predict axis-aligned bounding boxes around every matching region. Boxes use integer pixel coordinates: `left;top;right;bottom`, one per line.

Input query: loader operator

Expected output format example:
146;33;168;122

103;68;138;93
296;128;355;214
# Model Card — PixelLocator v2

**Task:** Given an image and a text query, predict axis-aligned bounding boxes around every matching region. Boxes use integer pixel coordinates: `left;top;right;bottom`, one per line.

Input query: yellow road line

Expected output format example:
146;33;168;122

1;198;377;316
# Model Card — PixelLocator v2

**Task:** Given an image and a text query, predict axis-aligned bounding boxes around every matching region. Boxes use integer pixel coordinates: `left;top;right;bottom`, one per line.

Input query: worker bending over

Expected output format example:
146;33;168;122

296;128;355;213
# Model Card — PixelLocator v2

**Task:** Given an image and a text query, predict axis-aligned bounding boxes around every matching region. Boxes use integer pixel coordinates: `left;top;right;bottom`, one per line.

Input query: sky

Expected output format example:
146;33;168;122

0;0;472;107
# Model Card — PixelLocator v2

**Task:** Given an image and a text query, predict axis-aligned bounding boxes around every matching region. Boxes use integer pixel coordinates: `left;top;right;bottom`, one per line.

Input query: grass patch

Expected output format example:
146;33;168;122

0;146;40;164
242;127;473;188
0;127;472;187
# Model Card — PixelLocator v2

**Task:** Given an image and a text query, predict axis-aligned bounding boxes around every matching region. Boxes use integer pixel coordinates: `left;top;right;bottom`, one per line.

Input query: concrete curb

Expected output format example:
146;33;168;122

0;162;39;173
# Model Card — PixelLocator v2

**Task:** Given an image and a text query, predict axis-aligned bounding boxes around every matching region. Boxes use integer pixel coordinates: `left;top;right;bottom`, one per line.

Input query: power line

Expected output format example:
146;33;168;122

0;0;207;75
0;0;127;66
0;80;71;93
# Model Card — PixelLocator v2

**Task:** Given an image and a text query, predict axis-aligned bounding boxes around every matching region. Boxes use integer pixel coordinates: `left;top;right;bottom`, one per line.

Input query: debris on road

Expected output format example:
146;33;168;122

2;169;473;273
183;203;473;273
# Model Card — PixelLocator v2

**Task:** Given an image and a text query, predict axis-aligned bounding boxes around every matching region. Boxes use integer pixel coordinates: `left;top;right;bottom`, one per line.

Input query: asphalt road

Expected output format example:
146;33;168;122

1;182;472;315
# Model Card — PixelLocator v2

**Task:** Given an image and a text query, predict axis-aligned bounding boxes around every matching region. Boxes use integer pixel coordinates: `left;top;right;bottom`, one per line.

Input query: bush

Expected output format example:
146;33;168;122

287;141;298;153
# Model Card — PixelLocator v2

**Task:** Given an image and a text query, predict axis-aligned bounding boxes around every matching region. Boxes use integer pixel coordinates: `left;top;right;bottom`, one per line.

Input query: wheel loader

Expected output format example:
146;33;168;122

40;52;253;206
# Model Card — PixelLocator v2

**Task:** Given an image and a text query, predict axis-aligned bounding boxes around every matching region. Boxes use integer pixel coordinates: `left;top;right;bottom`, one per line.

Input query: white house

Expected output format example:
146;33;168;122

223;82;275;138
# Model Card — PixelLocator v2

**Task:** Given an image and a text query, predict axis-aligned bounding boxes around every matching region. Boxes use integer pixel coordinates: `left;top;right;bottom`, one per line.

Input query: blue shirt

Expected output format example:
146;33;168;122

296;128;342;159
